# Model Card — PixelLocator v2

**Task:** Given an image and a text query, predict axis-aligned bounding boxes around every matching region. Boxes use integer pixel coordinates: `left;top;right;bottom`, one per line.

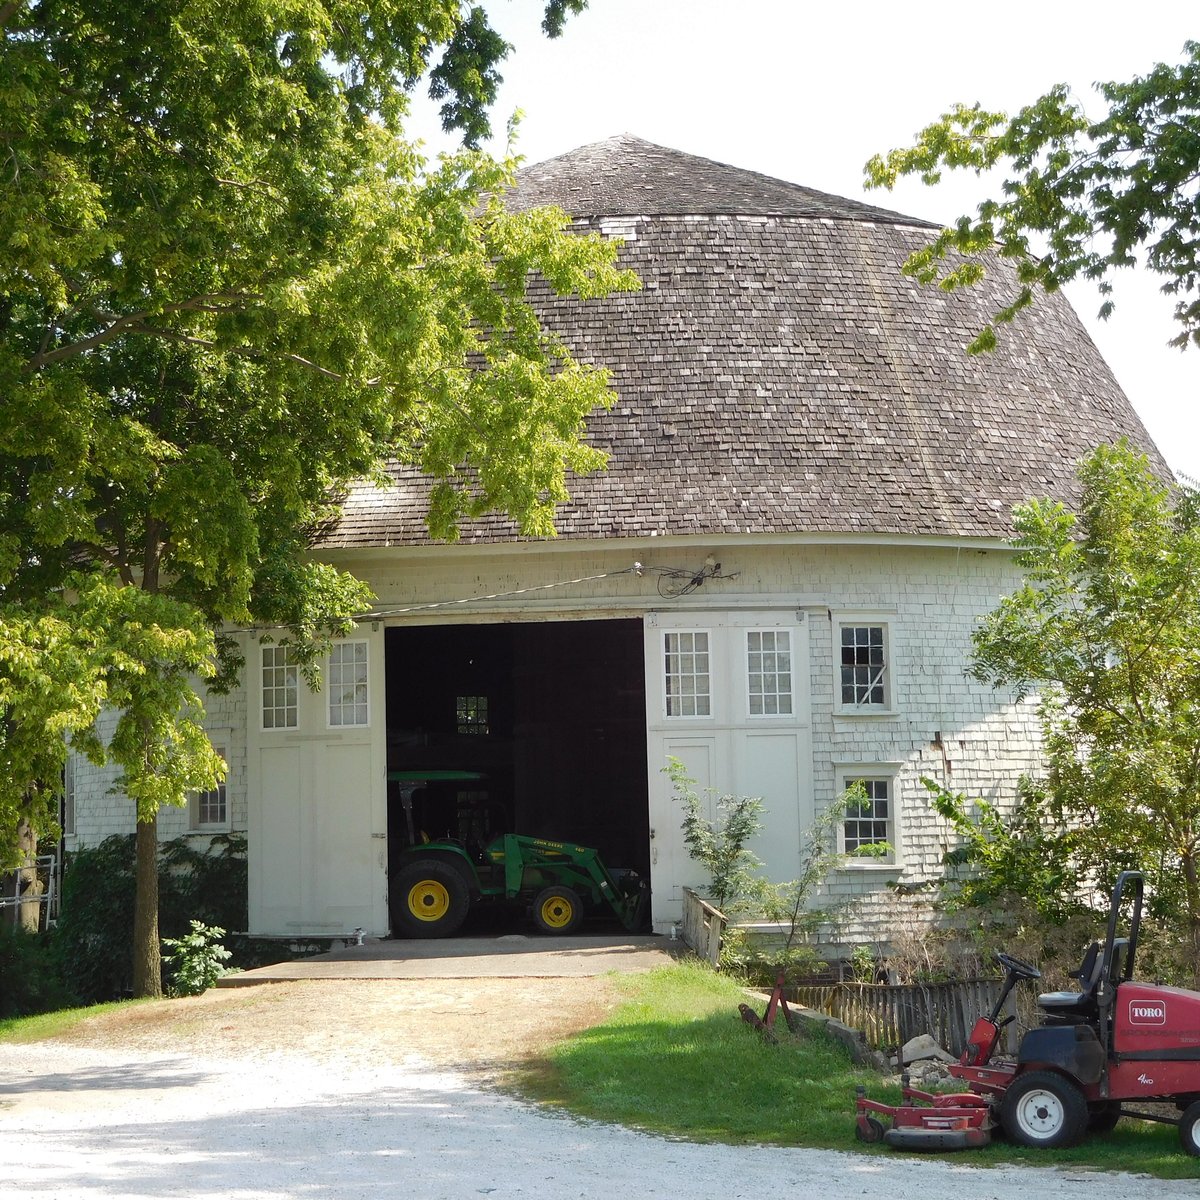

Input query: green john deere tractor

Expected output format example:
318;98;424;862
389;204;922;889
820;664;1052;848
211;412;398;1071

391;832;649;938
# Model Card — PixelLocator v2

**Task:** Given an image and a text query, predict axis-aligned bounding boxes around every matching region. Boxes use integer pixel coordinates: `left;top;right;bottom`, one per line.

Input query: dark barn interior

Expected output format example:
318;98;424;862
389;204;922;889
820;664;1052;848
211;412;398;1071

384;618;650;888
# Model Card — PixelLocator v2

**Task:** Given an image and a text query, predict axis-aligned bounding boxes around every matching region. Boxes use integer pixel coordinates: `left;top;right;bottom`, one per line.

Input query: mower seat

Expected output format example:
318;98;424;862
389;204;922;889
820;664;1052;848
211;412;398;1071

1037;941;1103;1022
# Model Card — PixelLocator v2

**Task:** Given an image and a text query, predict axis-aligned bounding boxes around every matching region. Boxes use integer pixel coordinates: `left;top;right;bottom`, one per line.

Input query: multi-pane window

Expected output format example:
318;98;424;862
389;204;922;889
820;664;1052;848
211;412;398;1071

664;631;711;717
842;777;892;858
747;630;792;716
262;645;299;729
840;624;888;708
328;642;369;727
193;748;228;830
456;695;489;735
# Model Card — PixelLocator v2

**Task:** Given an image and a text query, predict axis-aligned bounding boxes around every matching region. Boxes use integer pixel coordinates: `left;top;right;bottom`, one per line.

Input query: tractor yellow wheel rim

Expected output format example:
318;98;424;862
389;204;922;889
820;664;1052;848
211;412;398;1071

540;896;575;929
407;880;451;922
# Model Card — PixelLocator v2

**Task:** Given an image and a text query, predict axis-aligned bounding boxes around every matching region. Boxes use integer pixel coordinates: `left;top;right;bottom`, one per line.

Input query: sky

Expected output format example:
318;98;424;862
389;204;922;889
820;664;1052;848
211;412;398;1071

406;0;1200;482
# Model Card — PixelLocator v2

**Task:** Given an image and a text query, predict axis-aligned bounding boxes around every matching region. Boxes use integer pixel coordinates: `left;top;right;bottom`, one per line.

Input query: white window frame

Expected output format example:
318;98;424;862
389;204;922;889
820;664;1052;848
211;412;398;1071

833;614;896;716
190;742;230;833
261;644;299;730
327;640;370;729
834;761;901;868
745;628;794;718
663;629;713;719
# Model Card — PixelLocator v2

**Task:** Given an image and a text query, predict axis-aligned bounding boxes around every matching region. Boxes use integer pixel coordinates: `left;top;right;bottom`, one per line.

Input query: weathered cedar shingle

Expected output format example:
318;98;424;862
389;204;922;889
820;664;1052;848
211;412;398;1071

321;137;1164;550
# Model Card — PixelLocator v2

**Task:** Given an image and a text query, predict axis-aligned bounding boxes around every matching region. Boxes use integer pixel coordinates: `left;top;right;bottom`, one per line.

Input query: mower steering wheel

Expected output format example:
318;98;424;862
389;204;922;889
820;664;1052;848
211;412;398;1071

995;951;1041;980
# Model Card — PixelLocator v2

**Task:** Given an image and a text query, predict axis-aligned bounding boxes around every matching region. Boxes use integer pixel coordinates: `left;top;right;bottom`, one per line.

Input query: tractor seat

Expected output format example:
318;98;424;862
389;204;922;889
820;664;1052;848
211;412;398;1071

1038;941;1103;1021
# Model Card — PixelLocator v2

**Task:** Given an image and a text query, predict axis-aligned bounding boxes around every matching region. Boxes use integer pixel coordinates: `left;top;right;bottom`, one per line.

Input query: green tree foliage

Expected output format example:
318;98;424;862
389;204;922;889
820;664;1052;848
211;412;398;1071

967;440;1200;985
0;0;631;996
924;777;1087;927
865;41;1200;352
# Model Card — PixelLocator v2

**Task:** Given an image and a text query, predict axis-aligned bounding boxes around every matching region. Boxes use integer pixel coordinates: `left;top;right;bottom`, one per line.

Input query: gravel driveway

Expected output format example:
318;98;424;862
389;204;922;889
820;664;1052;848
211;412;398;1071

1;980;1194;1199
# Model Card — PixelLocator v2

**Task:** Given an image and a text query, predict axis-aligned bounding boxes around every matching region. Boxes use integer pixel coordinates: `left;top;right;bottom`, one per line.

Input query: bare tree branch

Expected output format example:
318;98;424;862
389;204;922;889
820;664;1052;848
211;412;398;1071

25;293;261;370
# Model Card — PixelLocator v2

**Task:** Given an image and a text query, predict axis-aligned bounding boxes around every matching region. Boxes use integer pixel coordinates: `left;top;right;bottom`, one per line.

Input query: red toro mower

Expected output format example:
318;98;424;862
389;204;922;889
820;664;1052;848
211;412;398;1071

856;871;1200;1156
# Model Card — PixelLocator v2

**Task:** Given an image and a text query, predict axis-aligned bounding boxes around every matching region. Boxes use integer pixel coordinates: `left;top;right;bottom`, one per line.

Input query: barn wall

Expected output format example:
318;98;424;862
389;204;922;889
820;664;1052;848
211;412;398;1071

66;535;1042;947
68;680;249;850
338;537;1043;940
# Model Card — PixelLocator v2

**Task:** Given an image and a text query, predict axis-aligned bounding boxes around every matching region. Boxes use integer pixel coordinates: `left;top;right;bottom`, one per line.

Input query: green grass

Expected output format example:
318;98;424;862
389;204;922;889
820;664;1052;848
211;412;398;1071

515;961;1200;1180
0;999;148;1043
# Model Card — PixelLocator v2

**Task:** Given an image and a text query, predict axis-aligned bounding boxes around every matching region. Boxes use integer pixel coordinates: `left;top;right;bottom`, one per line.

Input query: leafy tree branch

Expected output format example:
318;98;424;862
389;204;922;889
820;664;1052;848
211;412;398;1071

866;41;1200;351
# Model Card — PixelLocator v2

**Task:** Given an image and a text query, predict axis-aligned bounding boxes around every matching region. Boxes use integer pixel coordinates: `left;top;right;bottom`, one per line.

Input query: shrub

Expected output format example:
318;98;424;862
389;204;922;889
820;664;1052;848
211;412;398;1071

161;921;231;996
159;834;249;938
0;924;79;1018
54;833;250;1003
54;834;138;1002
670;763;880;984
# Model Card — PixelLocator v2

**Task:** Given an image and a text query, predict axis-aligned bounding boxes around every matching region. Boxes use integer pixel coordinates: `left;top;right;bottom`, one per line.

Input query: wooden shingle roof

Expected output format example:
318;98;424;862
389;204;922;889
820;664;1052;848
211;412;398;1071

324;137;1164;549
505;134;929;224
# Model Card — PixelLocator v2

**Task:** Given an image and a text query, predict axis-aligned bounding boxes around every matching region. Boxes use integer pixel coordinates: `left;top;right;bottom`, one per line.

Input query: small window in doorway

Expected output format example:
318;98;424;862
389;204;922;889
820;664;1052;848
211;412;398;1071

457;695;489;735
664;630;711;717
262;644;299;728
328;641;369;727
747;629;793;716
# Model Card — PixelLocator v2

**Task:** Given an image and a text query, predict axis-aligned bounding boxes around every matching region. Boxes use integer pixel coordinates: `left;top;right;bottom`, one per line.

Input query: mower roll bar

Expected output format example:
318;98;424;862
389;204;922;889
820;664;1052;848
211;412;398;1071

1095;869;1143;1057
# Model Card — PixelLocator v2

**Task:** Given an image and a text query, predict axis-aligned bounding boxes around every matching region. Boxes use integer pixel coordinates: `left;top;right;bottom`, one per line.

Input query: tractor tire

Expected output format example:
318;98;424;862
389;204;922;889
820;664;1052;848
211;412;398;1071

393;859;470;938
532;885;583;934
1179;1099;1200;1157
1000;1071;1088;1149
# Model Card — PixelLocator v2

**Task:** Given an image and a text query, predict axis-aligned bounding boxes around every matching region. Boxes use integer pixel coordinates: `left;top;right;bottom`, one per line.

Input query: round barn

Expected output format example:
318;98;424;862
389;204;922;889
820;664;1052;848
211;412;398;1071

69;137;1164;949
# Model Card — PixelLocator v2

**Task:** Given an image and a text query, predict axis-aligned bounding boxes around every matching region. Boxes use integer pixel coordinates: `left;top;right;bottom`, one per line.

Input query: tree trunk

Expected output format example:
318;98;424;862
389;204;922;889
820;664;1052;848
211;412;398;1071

15;816;42;933
1182;851;1200;993
132;812;162;998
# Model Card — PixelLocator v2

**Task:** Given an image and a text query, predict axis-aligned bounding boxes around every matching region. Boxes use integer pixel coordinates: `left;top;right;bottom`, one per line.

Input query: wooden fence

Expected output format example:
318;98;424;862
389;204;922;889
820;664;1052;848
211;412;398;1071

793;979;1018;1056
680;887;726;966
678;889;1016;1056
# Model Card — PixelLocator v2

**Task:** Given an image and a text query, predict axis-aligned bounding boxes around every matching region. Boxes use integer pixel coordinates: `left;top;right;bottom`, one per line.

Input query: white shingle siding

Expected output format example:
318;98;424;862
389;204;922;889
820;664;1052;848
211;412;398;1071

67;679;249;849
66;539;1042;945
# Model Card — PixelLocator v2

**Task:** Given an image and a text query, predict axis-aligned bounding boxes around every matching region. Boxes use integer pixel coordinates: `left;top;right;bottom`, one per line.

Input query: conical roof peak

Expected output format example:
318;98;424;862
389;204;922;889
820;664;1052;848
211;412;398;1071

507;134;932;225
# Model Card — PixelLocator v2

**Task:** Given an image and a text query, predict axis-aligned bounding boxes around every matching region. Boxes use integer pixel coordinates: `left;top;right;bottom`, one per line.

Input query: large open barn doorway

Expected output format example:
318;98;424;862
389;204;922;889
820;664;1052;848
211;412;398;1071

384;618;650;906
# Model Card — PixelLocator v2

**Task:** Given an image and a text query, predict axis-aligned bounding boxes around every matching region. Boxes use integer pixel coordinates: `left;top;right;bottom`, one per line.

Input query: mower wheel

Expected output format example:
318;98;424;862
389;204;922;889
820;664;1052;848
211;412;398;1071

1000;1071;1088;1149
532;885;583;934
1179;1100;1200;1157
393;859;470;938
855;1116;886;1144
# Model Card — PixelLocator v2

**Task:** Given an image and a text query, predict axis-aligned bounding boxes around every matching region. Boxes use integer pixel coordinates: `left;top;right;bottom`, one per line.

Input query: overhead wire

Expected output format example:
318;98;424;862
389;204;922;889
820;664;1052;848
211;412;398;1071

216;558;736;634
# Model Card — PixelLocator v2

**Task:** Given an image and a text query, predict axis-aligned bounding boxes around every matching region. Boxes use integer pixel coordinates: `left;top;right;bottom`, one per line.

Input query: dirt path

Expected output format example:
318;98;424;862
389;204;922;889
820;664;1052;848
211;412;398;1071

37;976;622;1082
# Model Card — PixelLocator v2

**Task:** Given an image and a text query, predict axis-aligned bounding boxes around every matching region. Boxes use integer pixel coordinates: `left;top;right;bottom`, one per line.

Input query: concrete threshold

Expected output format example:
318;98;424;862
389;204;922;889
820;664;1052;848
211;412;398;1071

217;933;679;984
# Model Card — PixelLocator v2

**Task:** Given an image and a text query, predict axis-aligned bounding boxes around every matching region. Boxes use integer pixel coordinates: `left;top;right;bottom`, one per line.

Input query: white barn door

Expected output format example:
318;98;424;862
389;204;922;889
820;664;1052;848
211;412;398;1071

247;629;388;936
643;610;813;932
